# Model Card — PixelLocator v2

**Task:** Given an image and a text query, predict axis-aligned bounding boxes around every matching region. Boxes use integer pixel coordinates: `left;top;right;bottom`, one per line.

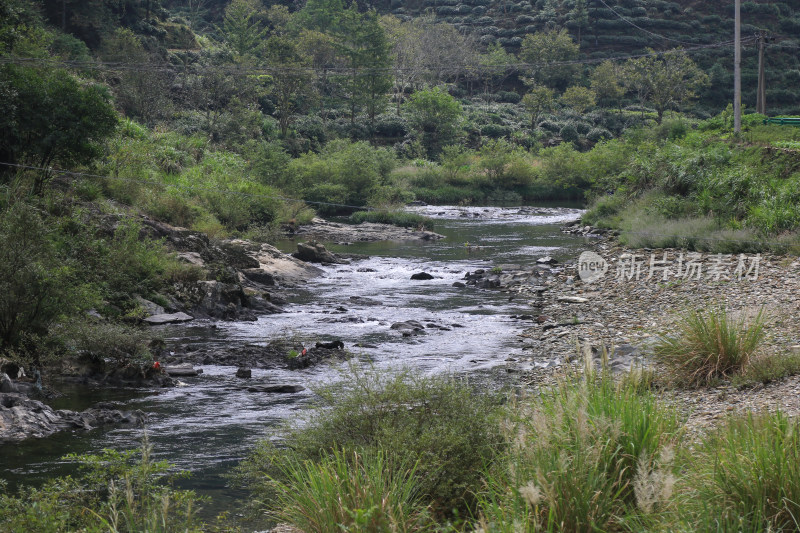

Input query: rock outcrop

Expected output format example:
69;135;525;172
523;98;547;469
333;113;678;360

0;392;146;442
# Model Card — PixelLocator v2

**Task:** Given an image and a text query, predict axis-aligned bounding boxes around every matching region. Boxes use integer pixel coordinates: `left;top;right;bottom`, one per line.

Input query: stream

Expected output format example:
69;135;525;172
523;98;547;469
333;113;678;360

1;205;587;522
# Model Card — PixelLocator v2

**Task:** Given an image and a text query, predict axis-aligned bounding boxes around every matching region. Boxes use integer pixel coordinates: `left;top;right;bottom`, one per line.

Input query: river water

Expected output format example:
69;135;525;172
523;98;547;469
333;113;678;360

1;205;586;520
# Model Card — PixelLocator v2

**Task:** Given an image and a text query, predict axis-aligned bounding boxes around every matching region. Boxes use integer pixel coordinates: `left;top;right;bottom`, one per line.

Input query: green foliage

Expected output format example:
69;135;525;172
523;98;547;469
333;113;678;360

349;210;434;229
0;202;89;351
684;412;800;532
478;370;681;531
406;87;464;158
0;438;205;532
561;85;597;114
518;29;580;91
0;64;117;193
236;365;506;519
267;449;431;532
221;0;267;57
654;307;766;387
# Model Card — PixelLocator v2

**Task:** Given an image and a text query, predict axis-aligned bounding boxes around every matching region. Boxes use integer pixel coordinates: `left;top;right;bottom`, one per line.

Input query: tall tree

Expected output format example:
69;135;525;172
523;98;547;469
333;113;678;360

263;35;315;136
590;60;625;111
332;8;392;127
518;28;580;91
0;64;118;193
222;0;267;57
522;83;555;129
623;50;709;123
406;86;463;157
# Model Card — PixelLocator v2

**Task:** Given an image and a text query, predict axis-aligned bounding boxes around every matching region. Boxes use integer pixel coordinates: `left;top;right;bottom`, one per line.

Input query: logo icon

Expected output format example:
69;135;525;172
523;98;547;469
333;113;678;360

578;251;607;283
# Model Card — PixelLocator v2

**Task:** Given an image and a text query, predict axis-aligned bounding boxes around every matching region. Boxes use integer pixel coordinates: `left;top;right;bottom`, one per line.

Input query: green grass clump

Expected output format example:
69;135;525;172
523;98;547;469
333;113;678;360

734;352;800;387
477;369;681;532
268;449;431;532
683;411;800;532
349;210;434;229
235;365;505;520
654;307;766;386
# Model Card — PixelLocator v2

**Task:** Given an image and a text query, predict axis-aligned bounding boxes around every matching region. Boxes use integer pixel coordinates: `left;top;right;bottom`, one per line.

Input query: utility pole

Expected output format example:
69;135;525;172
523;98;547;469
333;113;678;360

756;32;771;115
734;0;742;134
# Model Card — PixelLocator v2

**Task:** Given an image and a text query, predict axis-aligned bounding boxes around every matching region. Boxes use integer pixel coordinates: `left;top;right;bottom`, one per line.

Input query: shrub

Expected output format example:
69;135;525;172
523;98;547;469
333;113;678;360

0;438;204;532
654;307;766;386
267;449;431;532
0;203;88;353
236;365;506;519
685;412;800;531
478;370;681;531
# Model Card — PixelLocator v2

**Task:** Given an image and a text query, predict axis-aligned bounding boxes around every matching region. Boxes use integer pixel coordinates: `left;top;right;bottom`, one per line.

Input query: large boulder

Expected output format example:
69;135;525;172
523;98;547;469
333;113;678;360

293;241;346;264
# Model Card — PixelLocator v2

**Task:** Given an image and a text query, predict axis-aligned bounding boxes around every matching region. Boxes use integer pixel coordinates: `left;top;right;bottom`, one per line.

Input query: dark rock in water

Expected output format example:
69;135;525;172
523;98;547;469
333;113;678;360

349;295;381;305
144;312;194;325
246;384;305;393
287;345;350;370
410;272;434;280
315;340;344;350
293;241;345;264
357;268;377;273
236;367;252;379
452;281;466;288
390;320;425;331
537;256;556;264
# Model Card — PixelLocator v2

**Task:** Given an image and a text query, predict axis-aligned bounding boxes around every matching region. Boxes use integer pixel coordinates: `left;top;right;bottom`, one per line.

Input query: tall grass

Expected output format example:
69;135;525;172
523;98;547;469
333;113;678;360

235;365;506;520
654;307;766;386
477;369;681;532
268;449;430;532
683;412;800;532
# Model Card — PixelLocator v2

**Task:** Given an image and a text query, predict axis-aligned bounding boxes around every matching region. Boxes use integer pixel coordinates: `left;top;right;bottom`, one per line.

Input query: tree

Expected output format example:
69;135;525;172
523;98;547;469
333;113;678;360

0;64;118;194
569;0;589;46
518;29;580;91
623;50;709;123
590;60;625;111
522;84;555;129
478;42;515;96
222;0;267;57
263;36;315;136
99;28;173;125
293;0;345;32
332;8;392;127
406;86;463;157
561;85;596;114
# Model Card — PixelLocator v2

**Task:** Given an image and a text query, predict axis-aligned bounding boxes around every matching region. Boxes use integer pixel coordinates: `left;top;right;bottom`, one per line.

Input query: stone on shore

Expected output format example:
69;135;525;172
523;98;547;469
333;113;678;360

293;241;346;264
144;312;194;325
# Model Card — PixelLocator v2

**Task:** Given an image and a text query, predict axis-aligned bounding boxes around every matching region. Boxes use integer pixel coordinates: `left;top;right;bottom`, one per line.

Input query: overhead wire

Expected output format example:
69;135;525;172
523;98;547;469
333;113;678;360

596;0;698;46
0;37;757;76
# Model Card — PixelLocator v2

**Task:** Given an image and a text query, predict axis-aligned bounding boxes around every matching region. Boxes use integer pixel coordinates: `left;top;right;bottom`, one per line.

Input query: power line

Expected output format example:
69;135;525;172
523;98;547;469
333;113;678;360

0;37;756;76
0;162;374;211
596;0;698;46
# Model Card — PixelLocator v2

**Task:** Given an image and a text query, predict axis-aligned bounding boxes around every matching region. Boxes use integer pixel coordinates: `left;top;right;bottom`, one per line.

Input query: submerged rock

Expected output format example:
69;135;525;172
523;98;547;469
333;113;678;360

246;384;305;393
236;367;252;379
410;272;434;280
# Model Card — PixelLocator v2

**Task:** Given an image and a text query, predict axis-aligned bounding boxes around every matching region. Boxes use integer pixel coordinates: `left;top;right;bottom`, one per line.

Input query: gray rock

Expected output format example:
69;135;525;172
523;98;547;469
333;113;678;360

0;373;17;393
144;312;194;325
293;241;345;264
236;367;252;379
410;272;434;280
452;281;466;288
241;268;275;286
537;256;556;264
135;296;165;316
557;296;589;304
164;363;203;377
